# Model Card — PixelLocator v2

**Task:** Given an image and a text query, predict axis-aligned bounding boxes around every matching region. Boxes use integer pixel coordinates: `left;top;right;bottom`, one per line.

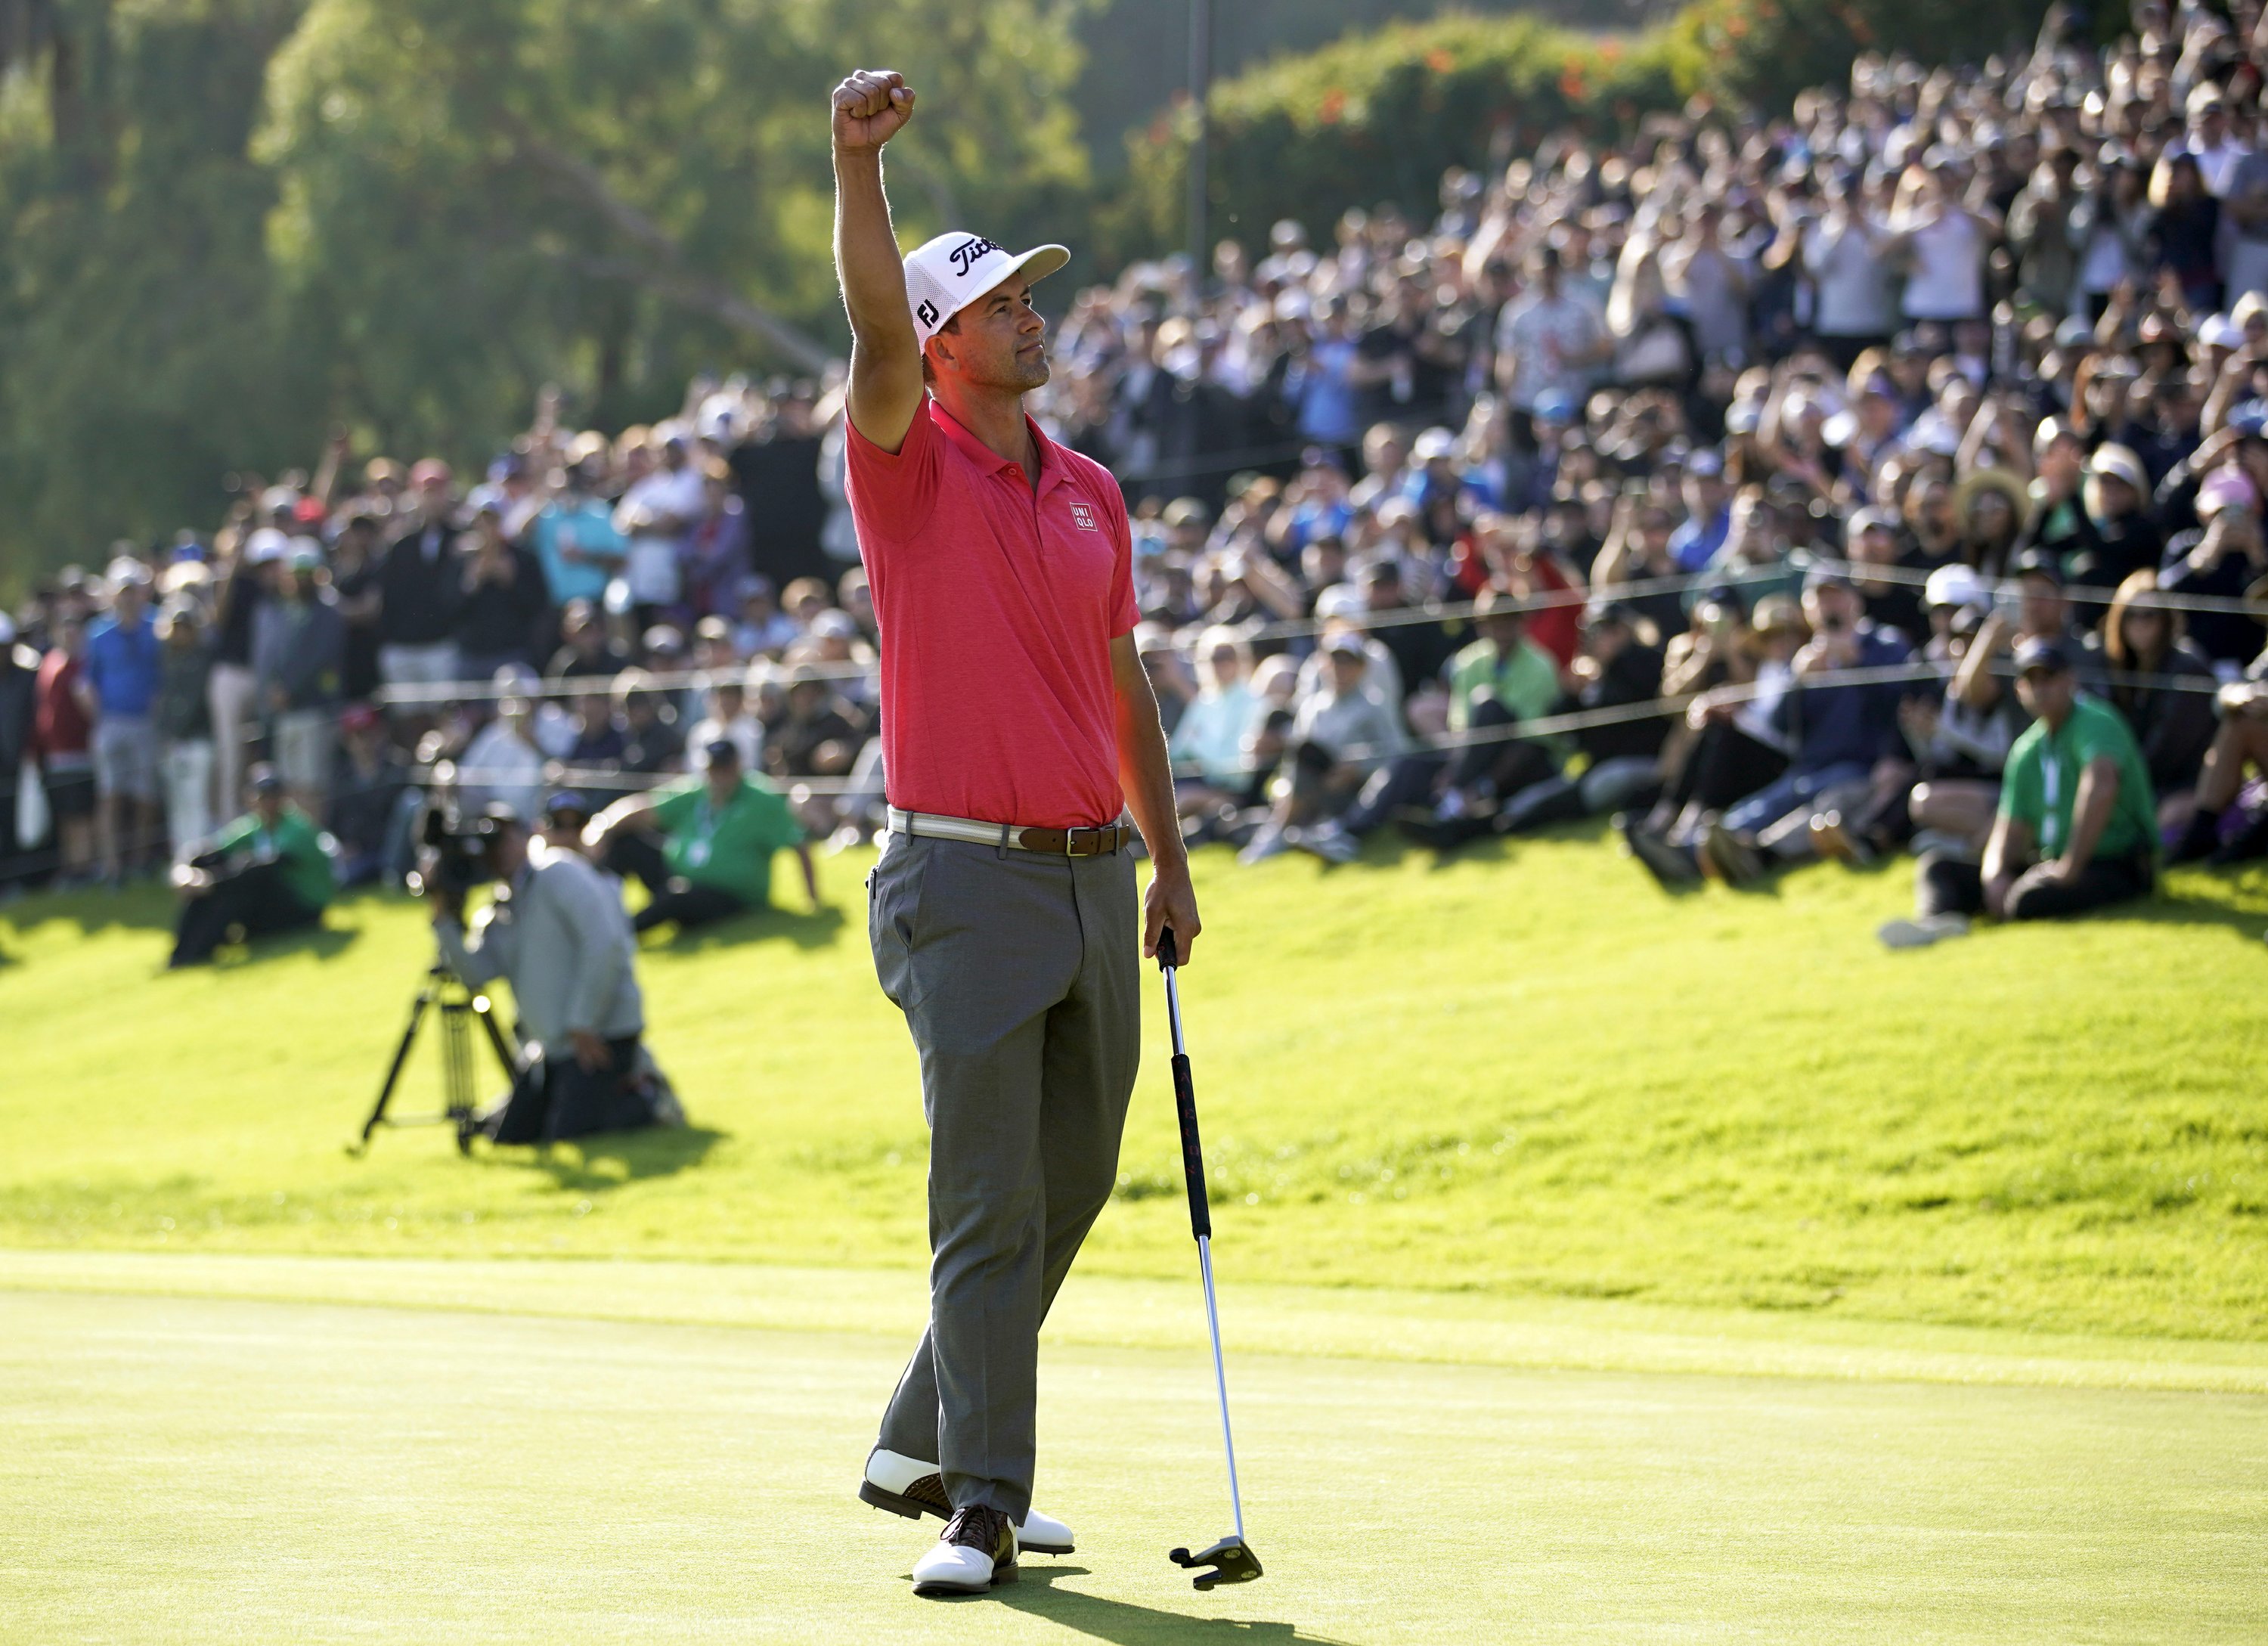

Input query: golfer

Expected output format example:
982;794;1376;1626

830;68;1200;1598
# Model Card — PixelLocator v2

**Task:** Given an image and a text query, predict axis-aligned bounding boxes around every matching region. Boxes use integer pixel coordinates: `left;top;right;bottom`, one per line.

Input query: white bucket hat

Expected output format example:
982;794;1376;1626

903;232;1069;346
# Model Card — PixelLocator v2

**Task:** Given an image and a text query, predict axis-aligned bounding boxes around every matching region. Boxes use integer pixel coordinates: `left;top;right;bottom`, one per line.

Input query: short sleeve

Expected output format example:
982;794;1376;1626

1997;741;2038;821
649;784;696;833
1105;487;1139;637
844;399;946;549
754;789;807;849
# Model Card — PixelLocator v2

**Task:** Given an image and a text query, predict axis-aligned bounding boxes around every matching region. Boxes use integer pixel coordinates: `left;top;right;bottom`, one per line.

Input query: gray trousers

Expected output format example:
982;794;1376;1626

866;831;1141;1520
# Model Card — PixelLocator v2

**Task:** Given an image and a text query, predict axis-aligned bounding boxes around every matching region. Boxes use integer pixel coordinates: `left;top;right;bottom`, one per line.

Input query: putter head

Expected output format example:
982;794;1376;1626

1169;1534;1263;1589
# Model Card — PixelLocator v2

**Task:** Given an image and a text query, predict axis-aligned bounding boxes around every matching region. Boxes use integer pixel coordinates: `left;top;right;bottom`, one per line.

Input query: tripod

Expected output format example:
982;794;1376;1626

352;961;520;1155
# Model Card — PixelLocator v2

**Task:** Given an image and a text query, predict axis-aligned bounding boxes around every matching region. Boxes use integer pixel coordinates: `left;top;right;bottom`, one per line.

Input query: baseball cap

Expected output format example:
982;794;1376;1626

247;764;284;795
2201;312;2243;351
903;232;1070;346
246;526;290;564
702;736;742;766
1685;448;1726;479
286;538;324;572
1923;563;1988;611
1411;426;1458;462
2196;466;2260;518
2014;635;2072;675
1322;631;1368;659
2227;398;2268;438
2087;442;2149;494
338;703;381;734
542;789;590;823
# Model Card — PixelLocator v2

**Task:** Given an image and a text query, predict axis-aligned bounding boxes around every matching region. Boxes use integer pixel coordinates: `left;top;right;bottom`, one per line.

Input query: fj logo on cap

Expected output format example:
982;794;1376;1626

1068;501;1097;532
916;299;940;328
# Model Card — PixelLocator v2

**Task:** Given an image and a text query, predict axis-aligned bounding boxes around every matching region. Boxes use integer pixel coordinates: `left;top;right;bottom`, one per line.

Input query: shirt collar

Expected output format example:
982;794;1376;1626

929;398;1067;494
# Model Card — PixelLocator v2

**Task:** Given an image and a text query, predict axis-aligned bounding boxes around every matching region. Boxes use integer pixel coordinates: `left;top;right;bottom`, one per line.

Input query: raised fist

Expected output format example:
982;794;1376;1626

832;69;915;153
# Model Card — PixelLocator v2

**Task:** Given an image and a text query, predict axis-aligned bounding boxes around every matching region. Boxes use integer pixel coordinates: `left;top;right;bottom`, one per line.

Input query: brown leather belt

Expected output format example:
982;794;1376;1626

886;806;1132;857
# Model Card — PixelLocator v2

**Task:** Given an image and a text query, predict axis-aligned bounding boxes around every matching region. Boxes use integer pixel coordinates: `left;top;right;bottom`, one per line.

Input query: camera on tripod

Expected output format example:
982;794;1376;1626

406;799;507;898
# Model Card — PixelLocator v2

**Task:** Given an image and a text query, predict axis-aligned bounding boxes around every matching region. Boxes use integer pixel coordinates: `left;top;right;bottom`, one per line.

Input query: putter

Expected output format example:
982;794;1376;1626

1157;926;1264;1591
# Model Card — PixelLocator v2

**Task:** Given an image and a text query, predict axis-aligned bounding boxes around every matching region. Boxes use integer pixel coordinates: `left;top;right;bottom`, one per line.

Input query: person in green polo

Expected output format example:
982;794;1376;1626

1885;637;2155;945
168;763;336;966
585;737;820;933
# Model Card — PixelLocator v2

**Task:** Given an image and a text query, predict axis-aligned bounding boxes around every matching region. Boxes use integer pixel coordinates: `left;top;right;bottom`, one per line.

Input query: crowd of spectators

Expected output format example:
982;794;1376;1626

7;2;2268;952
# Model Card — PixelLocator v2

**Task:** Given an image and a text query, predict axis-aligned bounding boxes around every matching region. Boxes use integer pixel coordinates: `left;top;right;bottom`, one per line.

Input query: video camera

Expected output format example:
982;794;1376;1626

407;801;509;898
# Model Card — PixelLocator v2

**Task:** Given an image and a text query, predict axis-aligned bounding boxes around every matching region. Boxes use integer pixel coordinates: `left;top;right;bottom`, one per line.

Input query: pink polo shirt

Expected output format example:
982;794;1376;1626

844;398;1138;829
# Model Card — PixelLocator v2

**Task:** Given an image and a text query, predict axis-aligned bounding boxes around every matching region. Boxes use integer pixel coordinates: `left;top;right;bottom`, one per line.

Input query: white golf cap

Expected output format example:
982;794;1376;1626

245;526;291;564
1924;563;1988;611
903;232;1069;346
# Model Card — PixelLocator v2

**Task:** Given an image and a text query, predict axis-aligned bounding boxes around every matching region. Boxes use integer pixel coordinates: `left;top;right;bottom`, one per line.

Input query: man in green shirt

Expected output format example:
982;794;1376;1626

586;738;820;934
167;764;336;966
1885;638;2155;945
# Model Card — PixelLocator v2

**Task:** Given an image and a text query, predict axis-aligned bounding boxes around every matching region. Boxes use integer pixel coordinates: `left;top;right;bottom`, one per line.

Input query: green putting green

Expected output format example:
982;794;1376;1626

2;1265;2263;1644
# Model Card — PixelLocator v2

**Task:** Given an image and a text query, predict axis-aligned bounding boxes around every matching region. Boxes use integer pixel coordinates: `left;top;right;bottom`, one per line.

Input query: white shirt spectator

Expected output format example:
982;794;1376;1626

1804;214;1900;337
1896;208;1987;321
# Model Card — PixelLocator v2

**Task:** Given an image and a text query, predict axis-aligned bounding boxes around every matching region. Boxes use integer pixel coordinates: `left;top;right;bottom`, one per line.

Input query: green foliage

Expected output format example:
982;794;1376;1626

1672;0;2055;112
0;0;1092;584
1107;11;1699;263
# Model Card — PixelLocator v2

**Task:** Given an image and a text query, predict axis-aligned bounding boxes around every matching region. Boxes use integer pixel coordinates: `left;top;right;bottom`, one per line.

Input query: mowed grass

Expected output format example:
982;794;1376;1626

3;827;2266;1341
4;1283;2263;1645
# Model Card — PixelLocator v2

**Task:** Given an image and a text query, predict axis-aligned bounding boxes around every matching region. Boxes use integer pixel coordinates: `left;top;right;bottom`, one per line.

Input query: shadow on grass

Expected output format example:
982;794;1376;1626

968;1564;1359;1644
645;900;849;954
482;1124;727;1193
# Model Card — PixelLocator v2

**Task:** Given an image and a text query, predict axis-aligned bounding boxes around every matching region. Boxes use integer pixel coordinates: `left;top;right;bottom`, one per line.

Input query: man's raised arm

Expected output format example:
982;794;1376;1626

832;69;924;454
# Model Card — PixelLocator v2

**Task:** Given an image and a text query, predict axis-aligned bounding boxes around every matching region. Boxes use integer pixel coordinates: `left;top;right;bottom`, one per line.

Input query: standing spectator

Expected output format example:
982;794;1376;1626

33;612;97;884
451;507;548;680
1891;155;1991;326
85;559;165;881
0;615;38;885
208;529;278;814
615;432;705;625
252;542;347;817
153;597;218;859
1806;178;1901;365
1495;250;1607;414
529;459;628;610
375;460;466;690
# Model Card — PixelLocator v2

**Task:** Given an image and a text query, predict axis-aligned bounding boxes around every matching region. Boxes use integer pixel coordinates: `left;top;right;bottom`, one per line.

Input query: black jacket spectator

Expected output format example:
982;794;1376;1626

375;520;463;646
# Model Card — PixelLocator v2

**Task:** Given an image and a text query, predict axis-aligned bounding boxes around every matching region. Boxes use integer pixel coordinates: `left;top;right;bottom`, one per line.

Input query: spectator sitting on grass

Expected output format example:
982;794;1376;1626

328;703;413;888
1168;628;1260;832
1672;569;1914;884
584;737;818;935
168;764;336;968
1336;586;1563;848
1881;637;2158;949
1239;632;1404;865
2169;643;2268;866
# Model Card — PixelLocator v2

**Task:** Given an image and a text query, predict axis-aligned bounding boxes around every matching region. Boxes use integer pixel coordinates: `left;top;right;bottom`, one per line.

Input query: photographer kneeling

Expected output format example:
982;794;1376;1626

426;802;668;1144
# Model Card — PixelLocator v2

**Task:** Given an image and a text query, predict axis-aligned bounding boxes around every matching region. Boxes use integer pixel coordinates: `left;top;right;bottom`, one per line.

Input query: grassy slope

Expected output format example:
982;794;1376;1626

5;1286;2263;1645
3;828;2265;1341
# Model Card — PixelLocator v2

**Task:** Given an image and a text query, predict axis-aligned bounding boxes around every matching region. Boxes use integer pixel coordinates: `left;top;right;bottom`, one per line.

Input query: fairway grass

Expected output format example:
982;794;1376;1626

5;828;2267;1341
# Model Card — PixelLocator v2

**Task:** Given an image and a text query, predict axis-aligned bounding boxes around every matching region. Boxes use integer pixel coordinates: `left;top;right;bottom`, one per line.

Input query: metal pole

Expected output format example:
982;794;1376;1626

1187;0;1211;274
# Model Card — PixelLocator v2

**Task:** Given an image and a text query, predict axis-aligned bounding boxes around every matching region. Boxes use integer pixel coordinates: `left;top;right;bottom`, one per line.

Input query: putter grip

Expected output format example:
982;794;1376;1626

1157;925;1178;969
1173;1053;1211;1239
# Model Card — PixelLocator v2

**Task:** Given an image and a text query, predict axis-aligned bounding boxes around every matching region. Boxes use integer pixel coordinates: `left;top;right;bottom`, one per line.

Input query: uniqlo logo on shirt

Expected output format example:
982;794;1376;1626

1067;501;1098;532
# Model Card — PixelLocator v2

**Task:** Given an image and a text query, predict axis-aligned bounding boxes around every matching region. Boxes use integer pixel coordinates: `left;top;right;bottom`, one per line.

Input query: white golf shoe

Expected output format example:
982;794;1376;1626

910;1503;1018;1597
860;1447;1075;1554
